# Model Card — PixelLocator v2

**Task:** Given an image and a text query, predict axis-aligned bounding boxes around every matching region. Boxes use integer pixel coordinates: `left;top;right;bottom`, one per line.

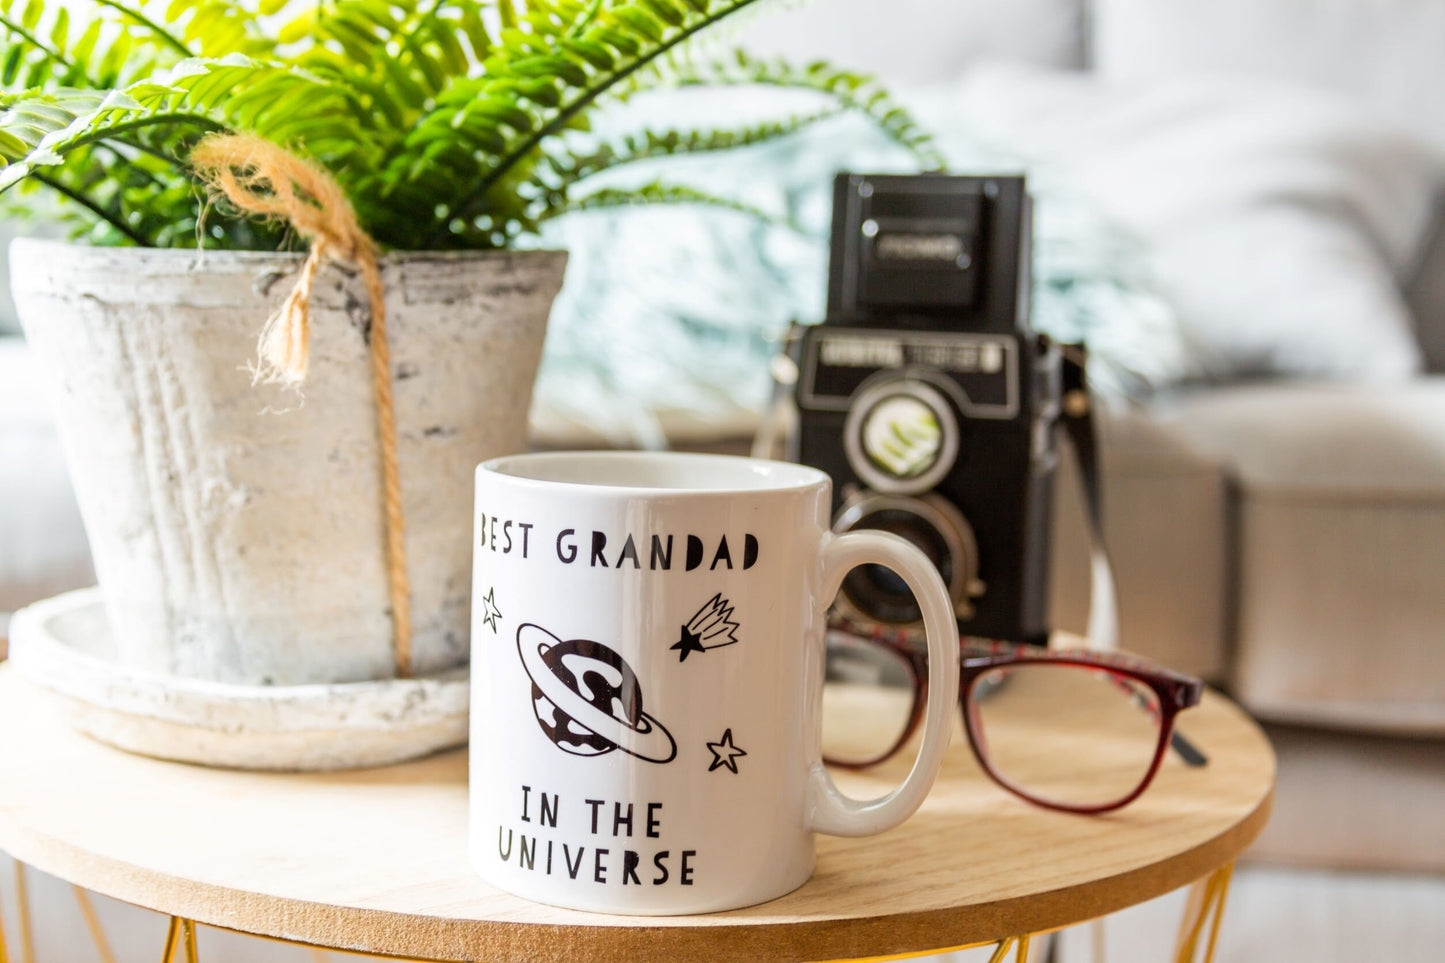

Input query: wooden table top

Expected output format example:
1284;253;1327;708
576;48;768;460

0;665;1273;962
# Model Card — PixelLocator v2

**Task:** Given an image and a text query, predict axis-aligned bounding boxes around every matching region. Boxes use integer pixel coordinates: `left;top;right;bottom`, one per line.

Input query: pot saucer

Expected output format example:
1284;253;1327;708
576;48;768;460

8;588;469;771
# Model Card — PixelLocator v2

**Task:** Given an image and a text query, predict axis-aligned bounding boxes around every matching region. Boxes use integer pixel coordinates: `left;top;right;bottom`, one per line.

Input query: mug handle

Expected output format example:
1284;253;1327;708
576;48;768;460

808;529;960;837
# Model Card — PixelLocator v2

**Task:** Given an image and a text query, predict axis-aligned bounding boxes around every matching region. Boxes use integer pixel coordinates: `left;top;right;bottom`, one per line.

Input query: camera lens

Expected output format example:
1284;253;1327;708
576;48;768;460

849;510;954;623
834;493;978;626
844;379;960;496
860;396;943;481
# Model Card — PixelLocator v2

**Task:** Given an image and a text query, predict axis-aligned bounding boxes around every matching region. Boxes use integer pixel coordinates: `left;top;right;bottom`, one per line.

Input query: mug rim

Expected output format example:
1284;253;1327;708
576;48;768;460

478;450;831;496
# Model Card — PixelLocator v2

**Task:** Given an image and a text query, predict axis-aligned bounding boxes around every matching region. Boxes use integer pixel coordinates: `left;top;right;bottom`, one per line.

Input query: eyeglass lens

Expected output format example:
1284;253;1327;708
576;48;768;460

969;663;1163;809
821;632;917;767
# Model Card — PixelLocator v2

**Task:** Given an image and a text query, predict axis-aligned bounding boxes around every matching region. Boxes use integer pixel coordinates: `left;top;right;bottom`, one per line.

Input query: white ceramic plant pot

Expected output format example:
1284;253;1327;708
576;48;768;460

10;239;567;687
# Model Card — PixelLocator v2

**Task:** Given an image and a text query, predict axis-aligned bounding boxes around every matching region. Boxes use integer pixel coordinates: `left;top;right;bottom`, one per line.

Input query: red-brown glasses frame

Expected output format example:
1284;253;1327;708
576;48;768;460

824;624;1207;814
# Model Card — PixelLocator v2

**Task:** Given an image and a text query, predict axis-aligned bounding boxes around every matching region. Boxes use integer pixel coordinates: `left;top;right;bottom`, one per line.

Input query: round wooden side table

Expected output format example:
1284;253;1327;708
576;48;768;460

0;665;1274;963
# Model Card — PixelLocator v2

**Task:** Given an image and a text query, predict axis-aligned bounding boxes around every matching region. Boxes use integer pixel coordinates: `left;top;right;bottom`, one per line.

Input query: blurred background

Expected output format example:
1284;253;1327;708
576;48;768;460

3;0;1445;959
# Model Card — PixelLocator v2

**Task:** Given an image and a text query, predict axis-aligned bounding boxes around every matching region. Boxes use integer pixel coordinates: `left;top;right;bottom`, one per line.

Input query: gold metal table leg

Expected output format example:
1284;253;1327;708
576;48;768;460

1172;862;1235;963
0;866;7;963
987;938;1014;963
73;884;117;963
183;918;200;963
10;864;32;963
161;916;182;963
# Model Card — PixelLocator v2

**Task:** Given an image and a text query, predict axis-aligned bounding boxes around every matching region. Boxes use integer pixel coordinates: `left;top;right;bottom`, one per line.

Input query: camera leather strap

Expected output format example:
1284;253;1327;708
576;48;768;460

1058;345;1119;650
1060;347;1101;535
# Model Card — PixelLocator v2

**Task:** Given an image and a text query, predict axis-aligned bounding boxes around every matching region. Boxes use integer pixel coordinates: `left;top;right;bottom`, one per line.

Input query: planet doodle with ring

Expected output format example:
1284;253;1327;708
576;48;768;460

517;623;677;763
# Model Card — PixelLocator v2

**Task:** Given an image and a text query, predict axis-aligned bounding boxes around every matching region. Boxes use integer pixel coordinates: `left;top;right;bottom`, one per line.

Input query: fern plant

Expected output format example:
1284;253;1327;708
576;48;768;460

0;0;940;251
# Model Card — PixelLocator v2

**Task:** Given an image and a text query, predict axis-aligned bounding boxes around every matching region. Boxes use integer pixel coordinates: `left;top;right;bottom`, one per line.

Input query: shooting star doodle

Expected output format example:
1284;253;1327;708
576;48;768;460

671;593;741;662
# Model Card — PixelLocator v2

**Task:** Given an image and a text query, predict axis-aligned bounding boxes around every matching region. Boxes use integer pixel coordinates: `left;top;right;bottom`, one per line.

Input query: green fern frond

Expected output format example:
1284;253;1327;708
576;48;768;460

0;56;353;190
92;0;190;57
30;167;148;243
420;0;775;246
0;0;938;251
2;3;132;89
658;52;945;168
160;0;274;58
539;179;807;233
545;108;844;187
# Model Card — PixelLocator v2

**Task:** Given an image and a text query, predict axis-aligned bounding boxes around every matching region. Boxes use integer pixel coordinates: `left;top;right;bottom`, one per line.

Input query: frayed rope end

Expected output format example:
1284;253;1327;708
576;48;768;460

190;133;366;390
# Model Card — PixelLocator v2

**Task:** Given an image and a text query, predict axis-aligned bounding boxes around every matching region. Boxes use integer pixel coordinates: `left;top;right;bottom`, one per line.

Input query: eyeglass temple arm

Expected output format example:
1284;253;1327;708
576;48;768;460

1112;675;1208;767
1169;730;1209;767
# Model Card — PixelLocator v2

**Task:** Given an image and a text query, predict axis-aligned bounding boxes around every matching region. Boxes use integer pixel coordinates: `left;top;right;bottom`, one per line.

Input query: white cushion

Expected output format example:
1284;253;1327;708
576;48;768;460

1159;381;1445;497
1093;0;1445;150
954;63;1443;381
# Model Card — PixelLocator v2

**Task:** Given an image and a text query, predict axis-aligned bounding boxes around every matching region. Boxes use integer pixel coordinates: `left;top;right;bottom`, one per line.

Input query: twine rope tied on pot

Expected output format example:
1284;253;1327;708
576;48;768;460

190;134;413;678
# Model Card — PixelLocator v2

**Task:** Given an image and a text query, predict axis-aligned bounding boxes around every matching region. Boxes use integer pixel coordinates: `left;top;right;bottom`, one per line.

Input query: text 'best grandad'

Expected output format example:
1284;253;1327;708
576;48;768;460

476;510;760;572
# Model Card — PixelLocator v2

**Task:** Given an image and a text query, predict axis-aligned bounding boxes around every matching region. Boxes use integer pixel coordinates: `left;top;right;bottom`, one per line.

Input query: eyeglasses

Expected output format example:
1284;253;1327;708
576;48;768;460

822;619;1208;814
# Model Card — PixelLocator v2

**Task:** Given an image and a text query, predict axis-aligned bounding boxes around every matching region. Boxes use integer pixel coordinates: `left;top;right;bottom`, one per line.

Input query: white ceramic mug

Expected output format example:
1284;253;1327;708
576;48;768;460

469;451;959;915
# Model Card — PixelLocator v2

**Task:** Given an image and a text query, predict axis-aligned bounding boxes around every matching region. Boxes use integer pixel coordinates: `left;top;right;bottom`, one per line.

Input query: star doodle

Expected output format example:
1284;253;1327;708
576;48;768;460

670;594;740;662
706;728;747;774
479;586;503;634
670;625;706;661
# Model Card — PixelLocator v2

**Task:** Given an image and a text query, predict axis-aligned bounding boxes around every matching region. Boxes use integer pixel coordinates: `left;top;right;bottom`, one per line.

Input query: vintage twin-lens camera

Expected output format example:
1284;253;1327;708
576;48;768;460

789;173;1062;644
